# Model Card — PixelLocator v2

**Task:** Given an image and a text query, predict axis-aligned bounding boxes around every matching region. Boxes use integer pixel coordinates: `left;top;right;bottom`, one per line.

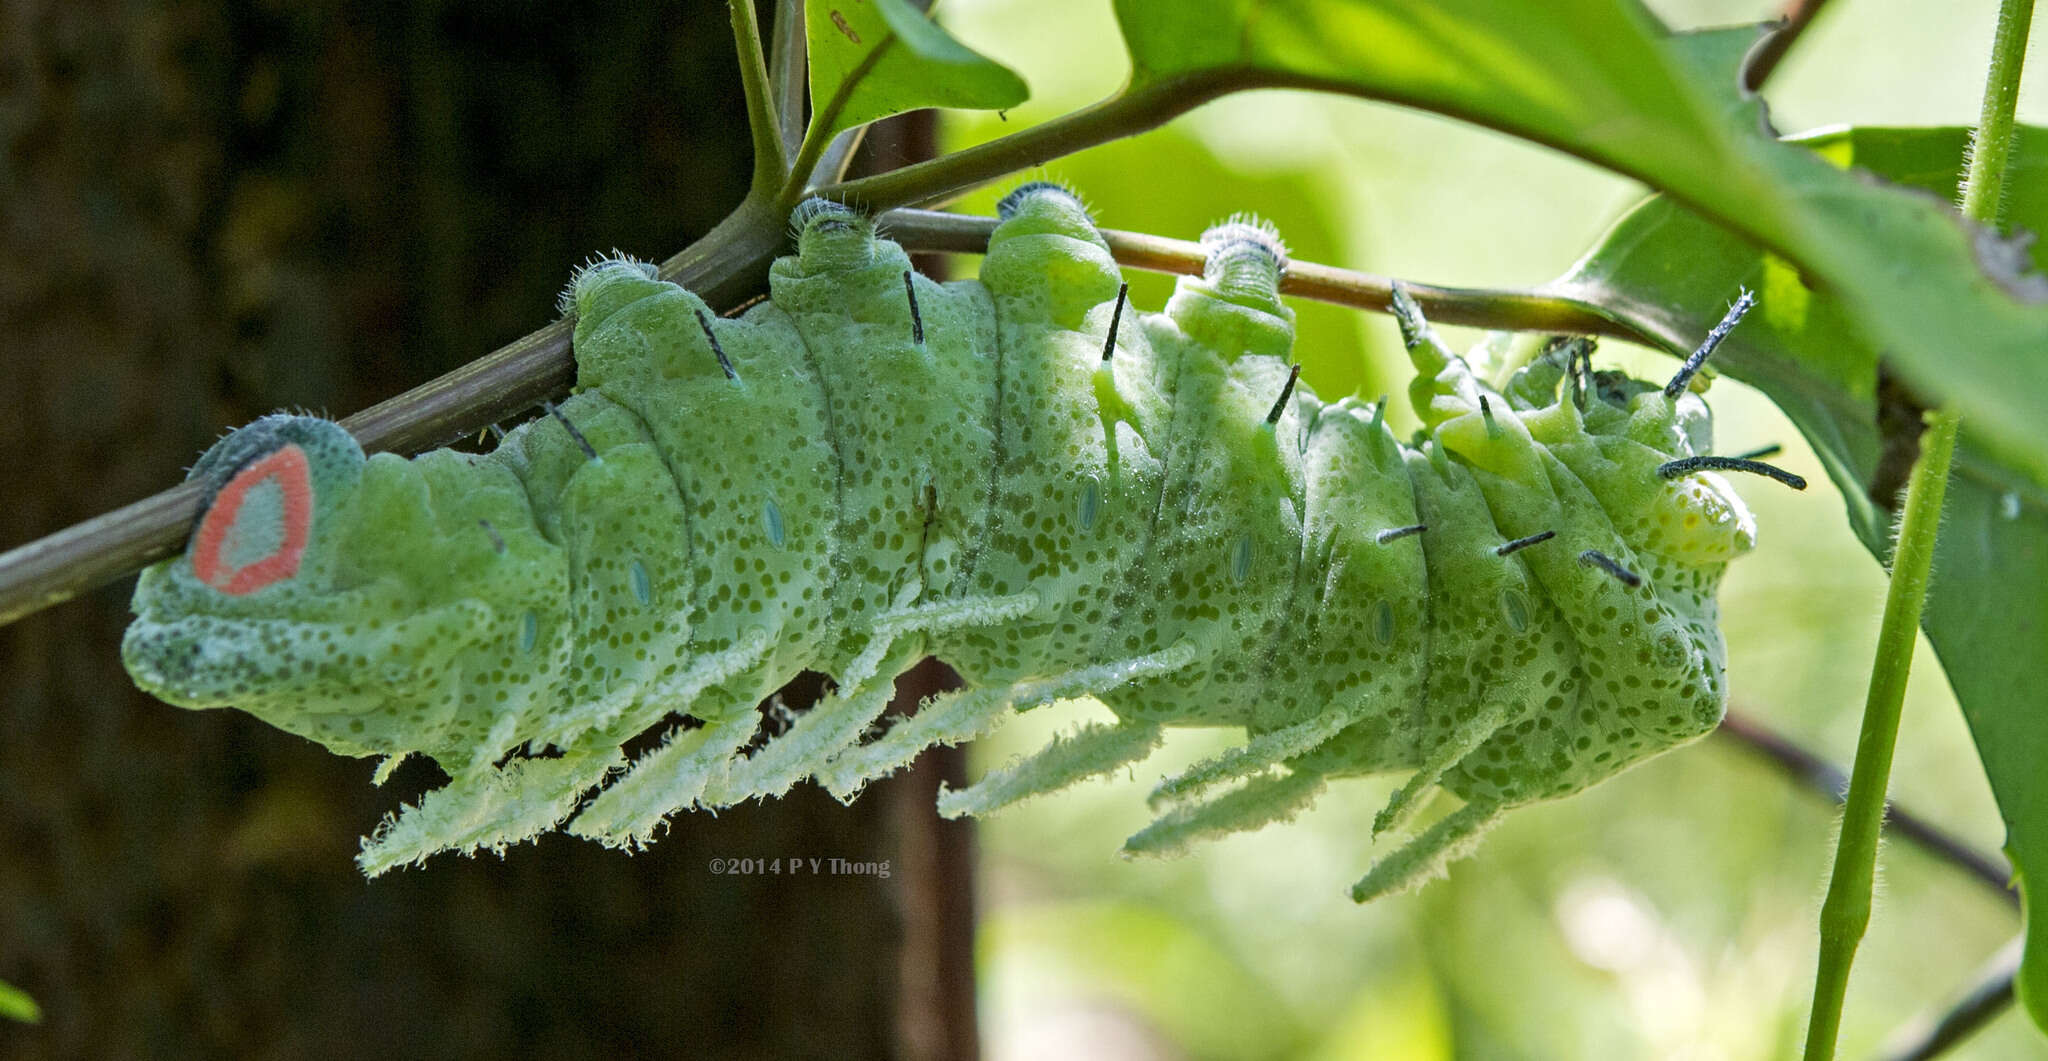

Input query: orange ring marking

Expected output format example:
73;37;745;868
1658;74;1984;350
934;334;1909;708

191;445;314;595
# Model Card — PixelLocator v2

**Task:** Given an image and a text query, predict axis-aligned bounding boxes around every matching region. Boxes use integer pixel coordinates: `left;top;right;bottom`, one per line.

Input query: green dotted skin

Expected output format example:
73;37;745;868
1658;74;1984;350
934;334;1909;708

122;184;1758;892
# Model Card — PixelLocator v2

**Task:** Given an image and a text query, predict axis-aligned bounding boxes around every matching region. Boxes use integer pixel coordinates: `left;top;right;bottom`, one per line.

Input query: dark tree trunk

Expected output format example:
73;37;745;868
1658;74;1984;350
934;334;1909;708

0;4;973;1057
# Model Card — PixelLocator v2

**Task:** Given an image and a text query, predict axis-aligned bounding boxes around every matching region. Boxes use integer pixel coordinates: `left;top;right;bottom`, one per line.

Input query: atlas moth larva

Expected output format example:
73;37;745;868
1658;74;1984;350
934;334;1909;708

122;182;1802;895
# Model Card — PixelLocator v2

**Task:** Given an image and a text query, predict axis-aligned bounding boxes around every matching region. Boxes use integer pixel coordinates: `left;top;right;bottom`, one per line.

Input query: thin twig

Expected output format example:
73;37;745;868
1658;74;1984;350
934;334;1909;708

878;208;1649;340
1873;936;2022;1061
1742;0;1835;92
1714;711;2014;904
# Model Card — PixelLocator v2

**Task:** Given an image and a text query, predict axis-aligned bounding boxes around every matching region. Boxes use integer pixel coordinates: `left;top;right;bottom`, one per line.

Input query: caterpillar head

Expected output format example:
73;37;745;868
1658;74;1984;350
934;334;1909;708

124;416;494;756
1404;290;1773;573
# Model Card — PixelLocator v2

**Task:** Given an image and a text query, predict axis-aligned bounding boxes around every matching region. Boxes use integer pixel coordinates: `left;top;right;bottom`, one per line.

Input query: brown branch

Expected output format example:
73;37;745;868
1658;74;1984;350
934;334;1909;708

1873;935;2021;1061
1714;710;2016;904
878;208;1652;341
1742;0;1835;92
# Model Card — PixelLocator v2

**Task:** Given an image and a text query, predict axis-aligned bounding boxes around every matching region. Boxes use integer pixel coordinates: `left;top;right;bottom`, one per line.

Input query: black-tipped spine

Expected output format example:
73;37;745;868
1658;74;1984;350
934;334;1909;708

1578;549;1642;588
1664;289;1755;399
1657;455;1806;491
478;518;506;555
1377;524;1427;545
1495;529;1557;557
1102;282;1128;363
903;270;925;347
1479;395;1501;439
1389;284;1435;354
1265;364;1302;426
543;400;599;461
695;308;740;383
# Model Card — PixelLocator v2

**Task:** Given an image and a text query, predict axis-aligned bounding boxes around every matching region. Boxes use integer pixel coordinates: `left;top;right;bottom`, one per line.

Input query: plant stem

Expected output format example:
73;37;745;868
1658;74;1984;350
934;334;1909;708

1801;2;2033;1056
731;0;790;198
880;208;1640;339
820;73;1237;209
767;0;808;162
782;36;900;207
1803;407;1961;1061
1961;0;2038;223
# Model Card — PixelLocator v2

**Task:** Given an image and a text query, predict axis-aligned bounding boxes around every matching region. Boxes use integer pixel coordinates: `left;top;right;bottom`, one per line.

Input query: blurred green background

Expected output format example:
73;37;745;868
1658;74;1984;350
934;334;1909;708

937;1;2038;1058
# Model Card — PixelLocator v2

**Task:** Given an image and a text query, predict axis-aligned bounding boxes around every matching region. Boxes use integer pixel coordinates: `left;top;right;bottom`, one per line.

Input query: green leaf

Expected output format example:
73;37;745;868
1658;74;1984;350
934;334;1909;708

1111;0;2048;481
0;978;39;1024
802;0;1028;149
1553;122;2048;1032
1923;473;2048;1029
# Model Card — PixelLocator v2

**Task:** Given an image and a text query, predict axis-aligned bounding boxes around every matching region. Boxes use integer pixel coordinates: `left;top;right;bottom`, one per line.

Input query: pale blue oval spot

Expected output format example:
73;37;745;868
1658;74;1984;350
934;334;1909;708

630;559;653;605
1078;479;1100;531
1498;589;1530;633
222;477;288;571
763;498;786;548
1372;600;1396;646
519;611;538;654
1231;535;1253;582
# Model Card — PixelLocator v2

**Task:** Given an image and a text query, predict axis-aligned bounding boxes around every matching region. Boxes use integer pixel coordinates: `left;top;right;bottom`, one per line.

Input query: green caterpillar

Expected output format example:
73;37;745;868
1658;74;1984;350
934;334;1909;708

123;184;1791;894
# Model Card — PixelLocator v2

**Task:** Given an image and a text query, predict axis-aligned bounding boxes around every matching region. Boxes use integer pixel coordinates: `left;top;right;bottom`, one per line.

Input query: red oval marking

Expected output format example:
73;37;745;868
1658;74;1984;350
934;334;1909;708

191;444;314;595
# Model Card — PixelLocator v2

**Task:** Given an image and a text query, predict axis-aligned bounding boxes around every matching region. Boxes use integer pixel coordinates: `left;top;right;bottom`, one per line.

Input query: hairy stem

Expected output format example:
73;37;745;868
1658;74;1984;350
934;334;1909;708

1803;408;1962;1060
1802;6;2032;1055
1959;0;2036;224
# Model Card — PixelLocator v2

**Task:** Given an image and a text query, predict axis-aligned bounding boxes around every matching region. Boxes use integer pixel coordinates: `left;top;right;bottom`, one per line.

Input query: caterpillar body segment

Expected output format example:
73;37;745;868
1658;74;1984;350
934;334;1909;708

123;185;1763;895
